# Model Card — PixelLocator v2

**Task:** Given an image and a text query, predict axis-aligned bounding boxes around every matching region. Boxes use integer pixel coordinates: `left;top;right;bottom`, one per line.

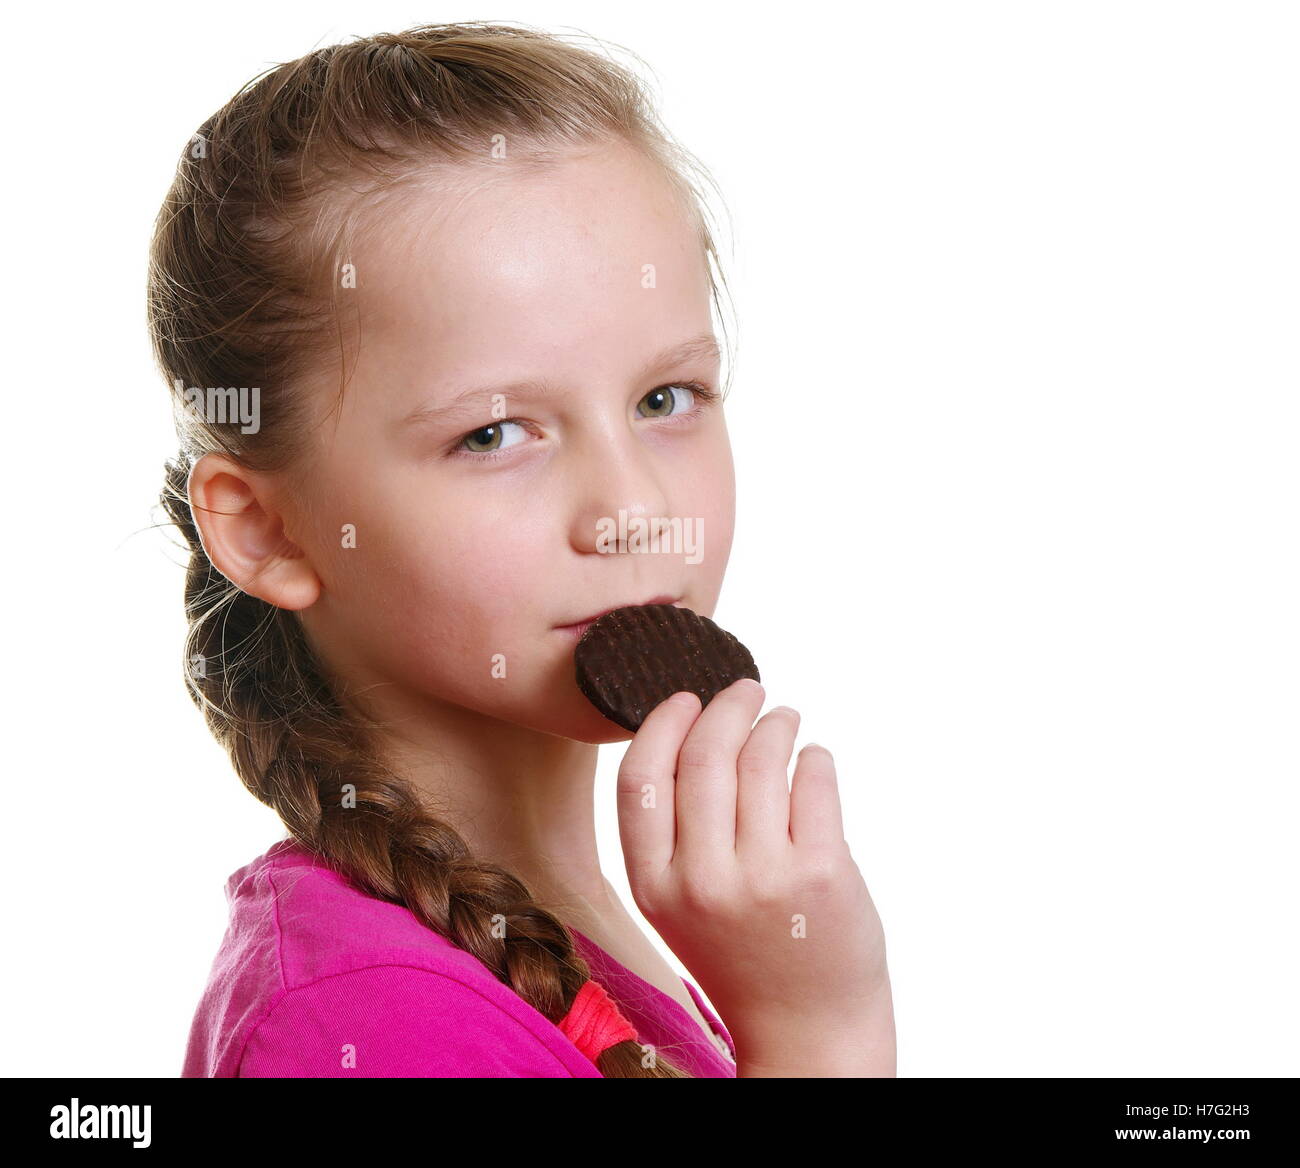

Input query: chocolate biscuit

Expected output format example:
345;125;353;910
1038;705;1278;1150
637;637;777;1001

574;604;760;731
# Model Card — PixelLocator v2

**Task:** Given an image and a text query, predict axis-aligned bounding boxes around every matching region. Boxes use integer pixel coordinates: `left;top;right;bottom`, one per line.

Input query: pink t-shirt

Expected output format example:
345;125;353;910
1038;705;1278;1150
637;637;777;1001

182;838;736;1078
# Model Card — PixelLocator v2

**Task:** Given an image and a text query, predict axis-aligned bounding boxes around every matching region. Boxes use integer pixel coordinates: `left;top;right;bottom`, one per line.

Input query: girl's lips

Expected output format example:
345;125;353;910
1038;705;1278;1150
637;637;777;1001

555;596;682;639
555;620;599;641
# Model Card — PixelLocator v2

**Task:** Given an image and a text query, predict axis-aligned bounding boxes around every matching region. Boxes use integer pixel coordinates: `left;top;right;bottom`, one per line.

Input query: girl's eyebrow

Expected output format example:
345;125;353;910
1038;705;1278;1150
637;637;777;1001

398;332;720;430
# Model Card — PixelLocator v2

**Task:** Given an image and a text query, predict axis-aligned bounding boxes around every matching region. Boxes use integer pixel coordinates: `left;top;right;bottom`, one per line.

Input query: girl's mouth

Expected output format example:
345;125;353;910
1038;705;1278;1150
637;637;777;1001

555;595;683;639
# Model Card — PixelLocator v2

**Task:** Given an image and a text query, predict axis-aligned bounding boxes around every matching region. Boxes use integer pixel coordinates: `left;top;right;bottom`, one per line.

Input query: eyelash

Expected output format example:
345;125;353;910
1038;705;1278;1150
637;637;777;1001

446;381;720;462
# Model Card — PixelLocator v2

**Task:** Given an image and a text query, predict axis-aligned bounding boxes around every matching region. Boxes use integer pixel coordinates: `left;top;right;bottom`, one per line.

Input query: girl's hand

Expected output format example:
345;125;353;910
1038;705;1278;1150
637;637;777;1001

616;678;894;1075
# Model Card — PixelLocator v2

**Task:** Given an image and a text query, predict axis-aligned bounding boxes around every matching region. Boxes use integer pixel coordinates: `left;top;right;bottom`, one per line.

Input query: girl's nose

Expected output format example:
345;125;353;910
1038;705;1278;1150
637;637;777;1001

566;433;674;555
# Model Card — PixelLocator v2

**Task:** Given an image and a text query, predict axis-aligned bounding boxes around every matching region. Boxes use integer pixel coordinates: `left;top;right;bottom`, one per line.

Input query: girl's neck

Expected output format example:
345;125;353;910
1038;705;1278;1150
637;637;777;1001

367;692;611;906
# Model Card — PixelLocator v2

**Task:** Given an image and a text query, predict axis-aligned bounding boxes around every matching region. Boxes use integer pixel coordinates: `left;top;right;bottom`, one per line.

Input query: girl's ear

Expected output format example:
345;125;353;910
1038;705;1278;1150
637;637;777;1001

186;453;322;611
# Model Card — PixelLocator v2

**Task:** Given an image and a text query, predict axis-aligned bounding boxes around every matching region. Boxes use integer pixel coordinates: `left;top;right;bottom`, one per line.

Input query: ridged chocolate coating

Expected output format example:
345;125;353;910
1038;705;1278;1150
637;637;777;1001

574;604;760;732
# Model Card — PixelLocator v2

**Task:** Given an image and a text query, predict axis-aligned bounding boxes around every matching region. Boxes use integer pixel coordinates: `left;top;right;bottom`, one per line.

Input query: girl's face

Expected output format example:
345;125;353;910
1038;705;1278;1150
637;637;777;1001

290;141;736;744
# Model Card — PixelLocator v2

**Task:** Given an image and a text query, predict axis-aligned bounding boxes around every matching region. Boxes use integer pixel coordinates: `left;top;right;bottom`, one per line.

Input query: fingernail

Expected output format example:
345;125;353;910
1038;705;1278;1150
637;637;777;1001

669;691;700;708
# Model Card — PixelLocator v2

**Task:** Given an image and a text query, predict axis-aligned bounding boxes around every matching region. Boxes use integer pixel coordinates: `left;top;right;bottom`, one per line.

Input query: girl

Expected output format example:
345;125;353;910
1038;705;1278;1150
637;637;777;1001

154;20;895;1078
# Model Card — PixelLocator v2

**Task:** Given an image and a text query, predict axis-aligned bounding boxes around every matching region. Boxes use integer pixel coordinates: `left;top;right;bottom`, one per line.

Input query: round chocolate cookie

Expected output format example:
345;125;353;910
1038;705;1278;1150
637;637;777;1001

574;604;760;732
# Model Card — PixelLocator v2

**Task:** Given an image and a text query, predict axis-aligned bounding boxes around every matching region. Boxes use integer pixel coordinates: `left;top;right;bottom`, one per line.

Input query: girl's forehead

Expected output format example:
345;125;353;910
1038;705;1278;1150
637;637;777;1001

356;146;696;281
350;159;710;345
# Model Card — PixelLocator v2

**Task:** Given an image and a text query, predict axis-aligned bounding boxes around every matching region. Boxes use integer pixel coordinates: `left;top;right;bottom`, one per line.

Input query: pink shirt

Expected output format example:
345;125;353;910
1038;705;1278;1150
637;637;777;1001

182;838;736;1078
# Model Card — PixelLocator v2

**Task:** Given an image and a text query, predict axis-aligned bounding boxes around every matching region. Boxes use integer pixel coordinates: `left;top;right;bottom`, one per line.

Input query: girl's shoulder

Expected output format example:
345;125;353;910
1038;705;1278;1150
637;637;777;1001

226;837;489;987
182;838;601;1078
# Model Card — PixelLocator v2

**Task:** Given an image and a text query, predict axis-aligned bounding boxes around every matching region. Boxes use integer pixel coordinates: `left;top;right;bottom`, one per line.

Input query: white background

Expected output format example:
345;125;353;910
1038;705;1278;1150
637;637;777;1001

3;1;1296;1077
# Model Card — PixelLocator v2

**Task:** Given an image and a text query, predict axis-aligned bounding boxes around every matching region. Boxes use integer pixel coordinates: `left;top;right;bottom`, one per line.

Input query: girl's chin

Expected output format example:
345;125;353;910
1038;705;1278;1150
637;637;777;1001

533;683;638;743
573;728;635;745
562;709;635;745
481;694;634;745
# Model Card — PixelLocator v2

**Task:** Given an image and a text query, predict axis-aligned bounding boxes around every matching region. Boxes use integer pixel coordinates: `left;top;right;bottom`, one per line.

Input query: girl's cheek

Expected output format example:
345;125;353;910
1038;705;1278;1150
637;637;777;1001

393;514;545;624
686;436;735;521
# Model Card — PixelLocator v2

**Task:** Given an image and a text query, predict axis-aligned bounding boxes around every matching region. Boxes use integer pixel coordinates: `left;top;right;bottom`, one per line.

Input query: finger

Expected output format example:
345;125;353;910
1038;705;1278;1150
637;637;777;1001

616;691;703;886
735;705;799;857
673;677;766;863
789;743;844;850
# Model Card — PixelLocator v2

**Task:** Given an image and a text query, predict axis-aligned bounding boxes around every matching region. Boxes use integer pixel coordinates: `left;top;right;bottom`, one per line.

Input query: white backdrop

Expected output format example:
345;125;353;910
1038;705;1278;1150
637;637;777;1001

3;0;1296;1077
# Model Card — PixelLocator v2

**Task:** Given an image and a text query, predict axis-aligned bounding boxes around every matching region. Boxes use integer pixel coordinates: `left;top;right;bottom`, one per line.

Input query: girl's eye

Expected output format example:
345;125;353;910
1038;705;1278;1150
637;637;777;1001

636;384;697;418
460;420;528;454
452;382;716;460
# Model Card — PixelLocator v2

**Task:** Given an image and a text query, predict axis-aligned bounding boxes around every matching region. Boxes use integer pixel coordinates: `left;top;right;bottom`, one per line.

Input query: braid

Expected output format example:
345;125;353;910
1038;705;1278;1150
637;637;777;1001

159;455;691;1077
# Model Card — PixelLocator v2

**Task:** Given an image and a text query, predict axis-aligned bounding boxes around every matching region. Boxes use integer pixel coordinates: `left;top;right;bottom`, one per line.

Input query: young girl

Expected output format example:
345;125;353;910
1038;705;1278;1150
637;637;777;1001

155;20;895;1079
